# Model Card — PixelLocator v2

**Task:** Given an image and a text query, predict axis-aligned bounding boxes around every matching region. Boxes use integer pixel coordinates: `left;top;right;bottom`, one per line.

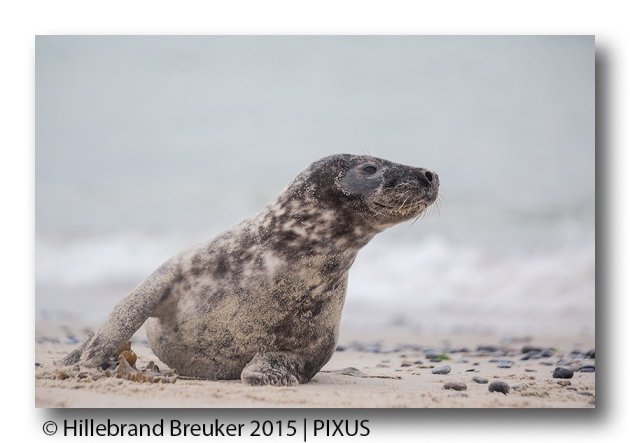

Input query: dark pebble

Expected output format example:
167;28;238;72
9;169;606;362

477;345;499;352
449;347;470;353
522;350;553;360
413;360;423;364
496;360;513;368
472;376;488;384
466;368;476;372
488;381;510;394
424;351;438;359
443;382;467;391
35;362;41;367
335;345;346;352
100;362;111;370
585;349;595;359
570;349;584;356
541;349;554;358
431;365;451;375
552;367;574;379
521;346;543;354
577;365;595;373
400;363;413;367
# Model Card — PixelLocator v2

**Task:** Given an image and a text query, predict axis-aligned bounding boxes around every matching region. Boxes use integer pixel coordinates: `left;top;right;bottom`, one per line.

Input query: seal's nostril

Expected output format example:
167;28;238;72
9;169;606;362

424;171;433;183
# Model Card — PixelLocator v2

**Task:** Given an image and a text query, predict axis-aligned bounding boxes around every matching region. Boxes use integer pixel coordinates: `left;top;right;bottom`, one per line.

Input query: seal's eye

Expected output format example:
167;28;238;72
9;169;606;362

362;165;378;175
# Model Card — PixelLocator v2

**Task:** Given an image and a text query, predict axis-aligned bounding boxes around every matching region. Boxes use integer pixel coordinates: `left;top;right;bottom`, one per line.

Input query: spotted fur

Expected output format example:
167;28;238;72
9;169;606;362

66;154;439;385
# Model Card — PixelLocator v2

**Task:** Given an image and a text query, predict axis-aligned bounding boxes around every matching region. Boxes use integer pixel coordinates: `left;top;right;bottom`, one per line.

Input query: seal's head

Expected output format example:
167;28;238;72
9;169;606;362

291;154;439;231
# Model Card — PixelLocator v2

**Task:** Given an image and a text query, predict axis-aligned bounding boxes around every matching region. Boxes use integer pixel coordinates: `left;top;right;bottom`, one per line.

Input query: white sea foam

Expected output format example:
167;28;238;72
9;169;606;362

36;221;594;337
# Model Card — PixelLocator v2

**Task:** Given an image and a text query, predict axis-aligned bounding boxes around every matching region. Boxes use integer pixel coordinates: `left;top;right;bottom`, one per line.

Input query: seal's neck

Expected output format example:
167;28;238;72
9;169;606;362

255;193;379;261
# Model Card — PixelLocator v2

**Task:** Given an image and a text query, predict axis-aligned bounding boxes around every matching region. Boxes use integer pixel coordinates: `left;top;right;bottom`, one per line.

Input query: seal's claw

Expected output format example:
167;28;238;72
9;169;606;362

241;370;299;386
241;352;303;386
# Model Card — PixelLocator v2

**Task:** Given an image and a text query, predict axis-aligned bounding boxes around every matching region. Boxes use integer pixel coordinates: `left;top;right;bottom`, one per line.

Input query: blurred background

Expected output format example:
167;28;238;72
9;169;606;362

36;36;594;338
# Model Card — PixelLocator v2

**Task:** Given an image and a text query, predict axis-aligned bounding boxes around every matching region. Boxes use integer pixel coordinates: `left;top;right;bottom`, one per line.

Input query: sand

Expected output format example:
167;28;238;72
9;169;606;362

35;323;595;408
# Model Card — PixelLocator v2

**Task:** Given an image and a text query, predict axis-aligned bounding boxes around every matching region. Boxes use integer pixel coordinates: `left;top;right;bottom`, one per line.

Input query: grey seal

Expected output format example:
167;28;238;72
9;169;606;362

64;154;439;385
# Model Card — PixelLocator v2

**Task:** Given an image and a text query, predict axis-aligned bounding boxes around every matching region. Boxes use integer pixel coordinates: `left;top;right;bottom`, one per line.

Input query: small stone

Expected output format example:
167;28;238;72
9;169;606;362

425;350;450;362
577;365;595;373
557;380;572;386
413;360;423;364
477;345;499;352
450;347;470;353
57;371;70;380
521;346;543;354
335;345;346;352
578;391;594;397
540;361;553;366
496;360;513;368
443;382;467;391
333;367;366;377
375;363;389;368
431;365;451;375
465;368;476;372
541;349;554;358
524;369;537;372
488;380;510;394
472;376;488;384
553;367;574;379
35;362;41;367
585;349;595;359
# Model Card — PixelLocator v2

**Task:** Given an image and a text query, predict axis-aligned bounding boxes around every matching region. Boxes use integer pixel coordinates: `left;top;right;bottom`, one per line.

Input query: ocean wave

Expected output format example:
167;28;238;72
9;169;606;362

36;226;594;336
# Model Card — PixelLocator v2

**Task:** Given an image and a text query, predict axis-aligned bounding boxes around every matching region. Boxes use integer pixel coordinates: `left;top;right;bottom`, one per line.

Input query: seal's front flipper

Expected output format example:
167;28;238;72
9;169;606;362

240;352;306;386
60;332;93;365
63;261;180;368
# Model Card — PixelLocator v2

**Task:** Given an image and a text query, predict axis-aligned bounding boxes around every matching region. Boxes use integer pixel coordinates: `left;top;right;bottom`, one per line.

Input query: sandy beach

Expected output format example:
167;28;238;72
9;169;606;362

35;323;595;408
